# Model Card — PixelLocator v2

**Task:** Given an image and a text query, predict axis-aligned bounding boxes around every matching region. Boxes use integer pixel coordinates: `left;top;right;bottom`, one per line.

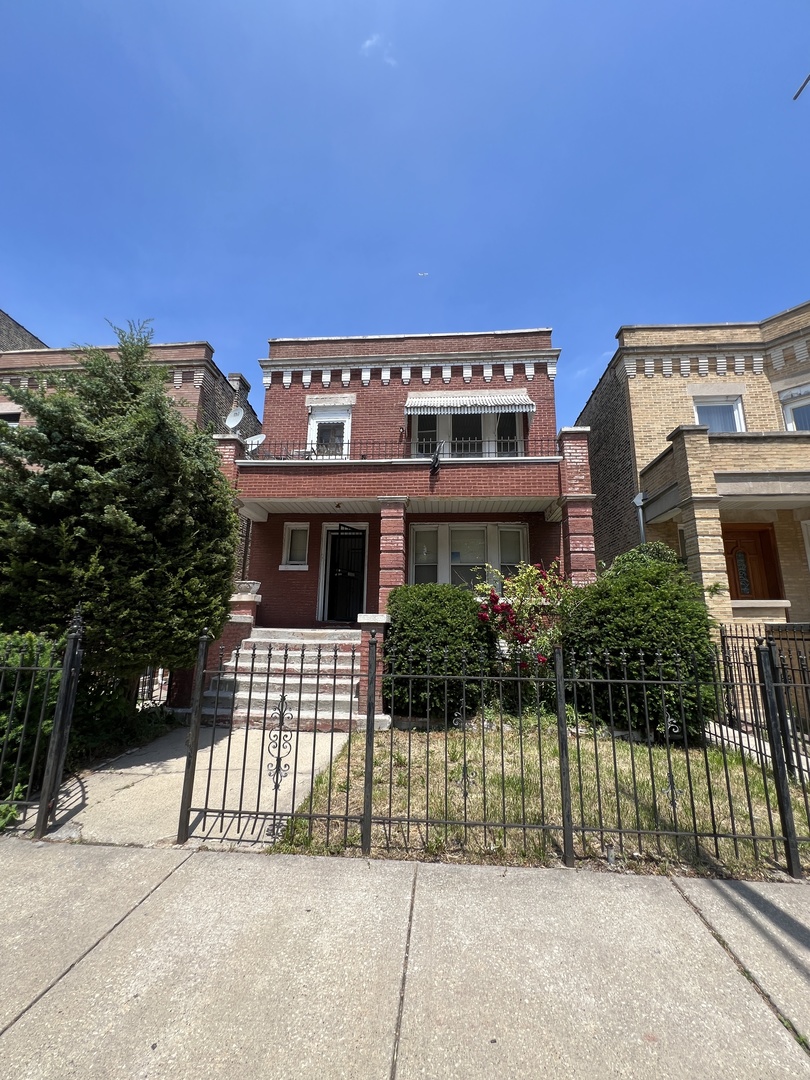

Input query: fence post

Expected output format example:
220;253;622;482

554;645;575;868
176;631;211;845
768;637;796;779
756;642;802;878
33;619;84;840
361;630;378;856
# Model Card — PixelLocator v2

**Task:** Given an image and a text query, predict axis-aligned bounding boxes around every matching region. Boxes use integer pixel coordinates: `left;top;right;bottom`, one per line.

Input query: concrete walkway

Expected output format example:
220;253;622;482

15;725;347;848
3;837;810;1078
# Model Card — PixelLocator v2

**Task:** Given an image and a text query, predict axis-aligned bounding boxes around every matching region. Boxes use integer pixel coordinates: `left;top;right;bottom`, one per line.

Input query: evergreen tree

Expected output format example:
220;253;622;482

0;322;238;674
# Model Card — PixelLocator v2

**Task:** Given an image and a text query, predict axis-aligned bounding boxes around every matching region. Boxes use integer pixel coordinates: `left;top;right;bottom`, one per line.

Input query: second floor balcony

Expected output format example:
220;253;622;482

242;432;561;463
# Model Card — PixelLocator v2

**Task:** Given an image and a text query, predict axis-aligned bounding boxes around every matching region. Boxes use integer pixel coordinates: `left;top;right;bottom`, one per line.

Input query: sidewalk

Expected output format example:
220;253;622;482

2;836;810;1079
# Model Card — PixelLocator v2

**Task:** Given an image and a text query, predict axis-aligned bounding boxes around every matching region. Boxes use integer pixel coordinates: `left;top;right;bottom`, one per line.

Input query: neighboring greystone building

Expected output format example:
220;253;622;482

577;299;810;624
213;326;597;642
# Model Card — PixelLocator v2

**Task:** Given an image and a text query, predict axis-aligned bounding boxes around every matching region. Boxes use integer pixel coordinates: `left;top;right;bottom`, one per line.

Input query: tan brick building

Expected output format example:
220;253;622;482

578;300;810;624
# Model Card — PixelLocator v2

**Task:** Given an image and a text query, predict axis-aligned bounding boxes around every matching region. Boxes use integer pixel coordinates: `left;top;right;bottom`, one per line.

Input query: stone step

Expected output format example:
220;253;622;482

245;628;362;645
225;652;360;669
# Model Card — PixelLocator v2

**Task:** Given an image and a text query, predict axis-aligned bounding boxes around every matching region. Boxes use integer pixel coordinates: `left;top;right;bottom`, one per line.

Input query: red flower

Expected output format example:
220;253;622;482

536;653;548;664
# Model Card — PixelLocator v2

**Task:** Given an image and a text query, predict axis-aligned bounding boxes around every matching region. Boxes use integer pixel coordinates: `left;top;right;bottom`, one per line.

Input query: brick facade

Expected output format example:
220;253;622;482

579;300;810;623
235;327;596;627
0;340;261;437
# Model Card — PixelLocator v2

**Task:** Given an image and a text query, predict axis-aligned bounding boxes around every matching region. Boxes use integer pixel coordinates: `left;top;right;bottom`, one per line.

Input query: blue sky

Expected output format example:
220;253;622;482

2;1;809;425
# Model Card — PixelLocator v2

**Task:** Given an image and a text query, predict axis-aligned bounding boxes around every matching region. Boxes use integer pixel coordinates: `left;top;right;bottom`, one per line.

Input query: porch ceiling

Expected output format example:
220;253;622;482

238;495;558;520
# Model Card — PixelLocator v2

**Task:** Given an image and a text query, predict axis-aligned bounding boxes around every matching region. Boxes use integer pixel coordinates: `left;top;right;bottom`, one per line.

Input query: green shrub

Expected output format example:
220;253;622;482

0;631;61;804
608;540;683;573
384;584;496;720
561;550;717;741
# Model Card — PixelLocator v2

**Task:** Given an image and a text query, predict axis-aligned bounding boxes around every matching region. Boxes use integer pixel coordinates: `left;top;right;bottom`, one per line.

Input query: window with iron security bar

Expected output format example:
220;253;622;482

176;633;810;878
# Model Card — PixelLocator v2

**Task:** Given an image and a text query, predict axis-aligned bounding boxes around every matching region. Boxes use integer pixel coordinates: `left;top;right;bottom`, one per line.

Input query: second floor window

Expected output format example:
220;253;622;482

694;397;745;433
783;389;810;431
307;406;352;457
414;412;523;457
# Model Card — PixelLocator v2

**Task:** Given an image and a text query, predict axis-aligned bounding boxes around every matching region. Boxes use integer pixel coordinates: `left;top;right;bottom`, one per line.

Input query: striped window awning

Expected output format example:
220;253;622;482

403;390;537;416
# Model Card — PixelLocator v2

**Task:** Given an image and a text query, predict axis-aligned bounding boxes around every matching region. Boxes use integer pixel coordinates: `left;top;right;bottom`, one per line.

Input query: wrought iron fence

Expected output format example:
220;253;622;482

176;631;810;877
0;620;83;836
136;665;171;708
246;434;560;462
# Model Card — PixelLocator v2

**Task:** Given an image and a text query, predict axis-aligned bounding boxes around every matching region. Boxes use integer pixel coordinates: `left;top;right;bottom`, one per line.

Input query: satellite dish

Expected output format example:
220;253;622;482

224;406;244;431
244;434;266;454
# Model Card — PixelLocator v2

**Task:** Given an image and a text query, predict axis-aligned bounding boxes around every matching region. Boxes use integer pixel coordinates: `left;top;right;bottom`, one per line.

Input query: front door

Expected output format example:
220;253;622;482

723;525;783;601
326;524;366;622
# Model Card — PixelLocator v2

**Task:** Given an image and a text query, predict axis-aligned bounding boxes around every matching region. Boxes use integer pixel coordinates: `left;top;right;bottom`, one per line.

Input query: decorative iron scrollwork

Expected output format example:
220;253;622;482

267;694;295;791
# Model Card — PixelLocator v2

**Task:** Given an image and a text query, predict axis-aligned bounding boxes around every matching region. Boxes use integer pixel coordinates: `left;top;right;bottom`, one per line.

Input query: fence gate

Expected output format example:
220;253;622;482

0;619;84;838
177;629;810;877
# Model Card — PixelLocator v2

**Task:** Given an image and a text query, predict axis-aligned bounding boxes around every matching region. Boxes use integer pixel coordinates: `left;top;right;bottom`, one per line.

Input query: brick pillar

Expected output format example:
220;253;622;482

667;425;732;624
212;433;244;486
558;427;597;584
378;496;409;613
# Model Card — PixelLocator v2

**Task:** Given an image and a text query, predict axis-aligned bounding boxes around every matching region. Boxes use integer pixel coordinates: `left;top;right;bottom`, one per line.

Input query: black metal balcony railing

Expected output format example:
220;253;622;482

244;435;561;462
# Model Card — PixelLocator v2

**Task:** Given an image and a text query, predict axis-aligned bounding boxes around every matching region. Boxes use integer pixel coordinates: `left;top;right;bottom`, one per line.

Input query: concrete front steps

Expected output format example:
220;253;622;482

202;628;364;730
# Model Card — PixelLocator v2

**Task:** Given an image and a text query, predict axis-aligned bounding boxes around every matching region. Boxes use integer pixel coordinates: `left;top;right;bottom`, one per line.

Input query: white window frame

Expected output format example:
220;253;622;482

0;410;21;428
802;520;810;574
409;523;529;585
411;413;524;457
307;406;352;458
781;387;810;431
693;396;746;433
279;522;310;571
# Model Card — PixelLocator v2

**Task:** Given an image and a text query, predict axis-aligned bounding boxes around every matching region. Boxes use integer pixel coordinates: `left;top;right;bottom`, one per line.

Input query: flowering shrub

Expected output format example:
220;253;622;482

476;561;574;669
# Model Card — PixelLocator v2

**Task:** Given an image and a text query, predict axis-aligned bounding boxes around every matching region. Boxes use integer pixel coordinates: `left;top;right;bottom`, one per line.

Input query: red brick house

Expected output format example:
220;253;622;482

217;328;597;636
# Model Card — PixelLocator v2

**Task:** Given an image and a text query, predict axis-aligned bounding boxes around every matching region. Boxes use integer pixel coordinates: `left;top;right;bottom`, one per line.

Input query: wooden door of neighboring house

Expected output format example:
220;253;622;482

722;525;784;601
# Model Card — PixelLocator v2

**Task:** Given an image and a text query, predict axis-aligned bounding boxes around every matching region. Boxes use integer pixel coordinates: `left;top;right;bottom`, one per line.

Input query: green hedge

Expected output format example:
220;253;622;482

561;549;717;740
384;584;496;720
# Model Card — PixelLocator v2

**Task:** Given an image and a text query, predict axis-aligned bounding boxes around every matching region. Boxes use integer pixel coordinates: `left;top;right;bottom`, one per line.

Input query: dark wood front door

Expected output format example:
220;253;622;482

326;524;365;622
722;525;783;601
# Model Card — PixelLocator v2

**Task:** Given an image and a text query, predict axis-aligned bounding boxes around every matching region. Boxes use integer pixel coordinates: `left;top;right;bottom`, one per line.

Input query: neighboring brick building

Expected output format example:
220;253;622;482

0;309;47;352
221;327;597;631
578;299;810;624
0;336;260;438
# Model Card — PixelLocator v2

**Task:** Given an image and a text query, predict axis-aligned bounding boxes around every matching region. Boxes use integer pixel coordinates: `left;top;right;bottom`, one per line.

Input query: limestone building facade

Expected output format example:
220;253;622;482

578;300;810;623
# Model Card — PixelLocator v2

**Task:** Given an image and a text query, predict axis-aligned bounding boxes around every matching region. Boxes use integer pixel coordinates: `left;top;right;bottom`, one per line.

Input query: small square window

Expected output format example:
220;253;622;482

694;398;744;433
0;412;21;428
281;524;309;570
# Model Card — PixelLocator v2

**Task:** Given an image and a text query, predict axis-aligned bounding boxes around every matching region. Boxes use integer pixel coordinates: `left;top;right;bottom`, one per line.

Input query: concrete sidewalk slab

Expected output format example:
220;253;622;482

0;838;187;1034
0;851;414;1080
678;877;810;1042
396;865;810;1079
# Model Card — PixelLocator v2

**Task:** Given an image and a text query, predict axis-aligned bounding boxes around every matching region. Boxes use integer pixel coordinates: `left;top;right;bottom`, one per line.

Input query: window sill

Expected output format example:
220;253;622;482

278;564;309;572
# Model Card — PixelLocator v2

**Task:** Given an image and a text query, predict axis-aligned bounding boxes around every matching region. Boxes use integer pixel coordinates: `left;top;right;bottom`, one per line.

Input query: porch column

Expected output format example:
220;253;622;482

378;496;409;613
558;428;597;584
667;425;733;624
